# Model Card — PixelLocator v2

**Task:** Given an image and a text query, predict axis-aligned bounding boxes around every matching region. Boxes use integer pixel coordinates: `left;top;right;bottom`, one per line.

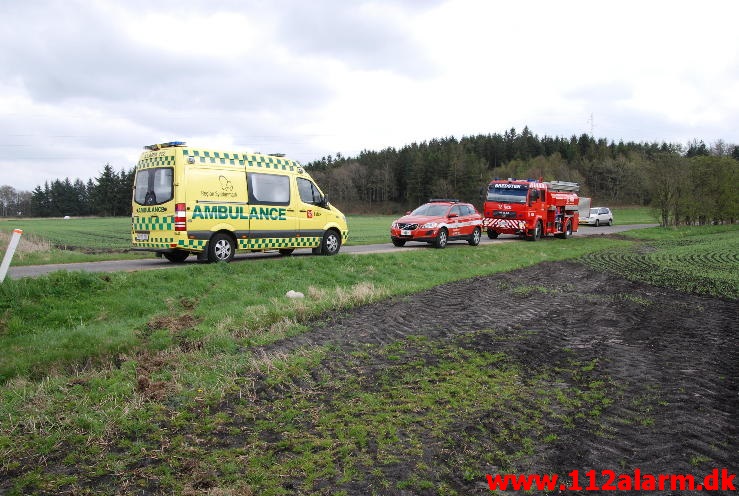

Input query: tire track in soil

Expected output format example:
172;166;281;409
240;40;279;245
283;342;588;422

256;260;737;492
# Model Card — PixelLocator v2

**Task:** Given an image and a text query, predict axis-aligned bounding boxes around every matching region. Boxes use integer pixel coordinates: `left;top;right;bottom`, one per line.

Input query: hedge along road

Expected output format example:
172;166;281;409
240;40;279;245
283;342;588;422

6;224;657;280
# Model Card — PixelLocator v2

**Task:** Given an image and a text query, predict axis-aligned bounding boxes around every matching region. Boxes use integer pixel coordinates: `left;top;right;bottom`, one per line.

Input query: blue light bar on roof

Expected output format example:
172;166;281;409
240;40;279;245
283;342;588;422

144;141;186;150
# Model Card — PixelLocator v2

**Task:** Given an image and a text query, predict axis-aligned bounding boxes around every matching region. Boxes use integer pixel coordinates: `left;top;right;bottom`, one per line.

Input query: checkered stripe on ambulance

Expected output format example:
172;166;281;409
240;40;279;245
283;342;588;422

131;142;348;263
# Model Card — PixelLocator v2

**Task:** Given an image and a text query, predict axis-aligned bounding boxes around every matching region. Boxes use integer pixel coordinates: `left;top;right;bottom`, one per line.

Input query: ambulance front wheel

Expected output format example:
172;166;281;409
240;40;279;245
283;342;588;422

318;229;341;255
208;233;235;263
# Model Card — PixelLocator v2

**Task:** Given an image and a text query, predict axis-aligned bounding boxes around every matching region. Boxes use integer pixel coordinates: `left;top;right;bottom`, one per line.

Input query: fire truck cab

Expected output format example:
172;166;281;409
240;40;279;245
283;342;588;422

482;179;581;241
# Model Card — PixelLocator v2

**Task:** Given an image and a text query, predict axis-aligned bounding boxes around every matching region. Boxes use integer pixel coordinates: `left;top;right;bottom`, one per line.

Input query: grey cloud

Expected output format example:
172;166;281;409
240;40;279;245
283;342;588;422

1;2;332;113
272;1;441;77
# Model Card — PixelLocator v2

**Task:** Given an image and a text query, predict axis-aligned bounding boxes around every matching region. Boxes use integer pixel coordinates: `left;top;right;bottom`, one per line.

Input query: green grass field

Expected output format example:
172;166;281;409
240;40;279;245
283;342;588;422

0;224;736;494
597;205;658;225
1;208;656;266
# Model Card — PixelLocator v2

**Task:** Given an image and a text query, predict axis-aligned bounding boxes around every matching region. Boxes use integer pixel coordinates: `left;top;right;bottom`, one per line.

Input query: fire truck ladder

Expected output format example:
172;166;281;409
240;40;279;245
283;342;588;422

545;181;580;192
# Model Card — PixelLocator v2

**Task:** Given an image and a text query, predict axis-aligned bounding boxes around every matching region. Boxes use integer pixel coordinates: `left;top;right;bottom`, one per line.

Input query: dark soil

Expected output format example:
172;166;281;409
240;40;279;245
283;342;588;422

258;260;738;494
4;260;736;495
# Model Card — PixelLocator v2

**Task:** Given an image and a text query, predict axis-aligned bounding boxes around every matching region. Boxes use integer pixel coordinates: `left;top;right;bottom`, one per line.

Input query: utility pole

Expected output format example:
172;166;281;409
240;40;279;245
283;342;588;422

588;113;595;137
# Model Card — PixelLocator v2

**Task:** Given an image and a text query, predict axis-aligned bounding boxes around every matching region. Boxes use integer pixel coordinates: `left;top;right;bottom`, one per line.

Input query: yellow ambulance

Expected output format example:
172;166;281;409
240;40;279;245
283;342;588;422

131;141;348;263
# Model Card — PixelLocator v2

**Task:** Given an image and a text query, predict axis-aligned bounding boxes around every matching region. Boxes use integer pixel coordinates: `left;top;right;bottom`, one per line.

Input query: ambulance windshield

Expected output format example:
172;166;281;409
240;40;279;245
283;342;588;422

487;184;528;204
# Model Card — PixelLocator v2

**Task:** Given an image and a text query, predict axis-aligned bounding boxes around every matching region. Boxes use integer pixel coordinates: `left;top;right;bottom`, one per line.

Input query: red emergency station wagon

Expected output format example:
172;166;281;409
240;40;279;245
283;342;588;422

390;199;483;249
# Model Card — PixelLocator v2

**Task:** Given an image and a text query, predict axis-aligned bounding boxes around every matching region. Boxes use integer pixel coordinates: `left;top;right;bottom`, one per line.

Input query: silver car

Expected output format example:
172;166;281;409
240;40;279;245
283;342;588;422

581;207;613;226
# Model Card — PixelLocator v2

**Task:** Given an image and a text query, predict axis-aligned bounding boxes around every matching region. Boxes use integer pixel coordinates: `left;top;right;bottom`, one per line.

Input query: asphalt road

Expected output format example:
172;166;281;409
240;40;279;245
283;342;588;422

6;224;657;280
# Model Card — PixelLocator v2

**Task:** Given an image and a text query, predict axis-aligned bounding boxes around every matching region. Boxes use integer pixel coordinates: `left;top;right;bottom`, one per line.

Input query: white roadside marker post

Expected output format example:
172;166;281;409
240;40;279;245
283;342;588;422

0;229;23;283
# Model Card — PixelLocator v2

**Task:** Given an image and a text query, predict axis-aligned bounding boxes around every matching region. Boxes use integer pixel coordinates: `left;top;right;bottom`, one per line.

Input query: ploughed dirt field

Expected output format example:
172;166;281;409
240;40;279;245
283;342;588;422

3;258;735;495
250;260;737;494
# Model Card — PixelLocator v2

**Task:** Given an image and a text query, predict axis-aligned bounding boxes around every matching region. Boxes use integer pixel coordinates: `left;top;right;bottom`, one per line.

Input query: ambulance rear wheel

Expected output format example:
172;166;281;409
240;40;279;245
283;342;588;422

487;229;499;239
278;249;295;256
163;251;190;263
208;233;235;263
319;229;341;255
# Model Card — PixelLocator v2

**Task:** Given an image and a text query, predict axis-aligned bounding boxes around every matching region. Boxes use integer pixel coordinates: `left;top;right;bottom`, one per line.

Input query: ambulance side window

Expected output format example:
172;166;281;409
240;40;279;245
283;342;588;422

297;178;322;205
248;173;290;206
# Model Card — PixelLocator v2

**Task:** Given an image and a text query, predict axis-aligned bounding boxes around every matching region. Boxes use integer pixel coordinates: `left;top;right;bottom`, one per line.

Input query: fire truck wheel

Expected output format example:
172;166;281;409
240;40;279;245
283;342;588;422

319;229;341;255
391;238;406;247
557;221;572;239
163;250;190;263
487;229;499;239
468;227;481;246
208;233;235;263
434;228;448;249
527;221;543;241
278;248;295;256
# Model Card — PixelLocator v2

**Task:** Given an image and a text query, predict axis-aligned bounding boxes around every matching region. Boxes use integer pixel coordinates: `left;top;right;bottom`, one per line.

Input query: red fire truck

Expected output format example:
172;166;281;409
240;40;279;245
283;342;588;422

482;178;581;241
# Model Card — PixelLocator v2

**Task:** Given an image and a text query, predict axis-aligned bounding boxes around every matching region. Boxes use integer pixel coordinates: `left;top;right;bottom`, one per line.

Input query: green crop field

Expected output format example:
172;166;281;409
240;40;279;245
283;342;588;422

0;217;132;249
597;205;658;225
583;224;739;298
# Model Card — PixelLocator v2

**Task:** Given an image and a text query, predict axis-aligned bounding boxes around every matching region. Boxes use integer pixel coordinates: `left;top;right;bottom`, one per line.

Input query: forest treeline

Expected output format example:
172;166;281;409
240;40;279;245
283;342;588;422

0;164;132;218
1;128;737;226
306;128;738;226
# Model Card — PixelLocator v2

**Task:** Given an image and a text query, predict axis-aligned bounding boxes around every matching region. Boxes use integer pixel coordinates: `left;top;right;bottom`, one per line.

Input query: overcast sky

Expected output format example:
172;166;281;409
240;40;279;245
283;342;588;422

1;0;737;191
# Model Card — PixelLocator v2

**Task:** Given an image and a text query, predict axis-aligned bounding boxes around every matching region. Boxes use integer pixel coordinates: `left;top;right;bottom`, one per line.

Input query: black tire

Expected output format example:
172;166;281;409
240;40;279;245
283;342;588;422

527;221;542;241
163;250;190;263
278;248;295;256
319;229;341;255
391;238;406;247
595;219;600;227
208;233;235;263
433;228;448;249
468;227;481;246
557;220;572;239
487;229;499;239
608;219;613;226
